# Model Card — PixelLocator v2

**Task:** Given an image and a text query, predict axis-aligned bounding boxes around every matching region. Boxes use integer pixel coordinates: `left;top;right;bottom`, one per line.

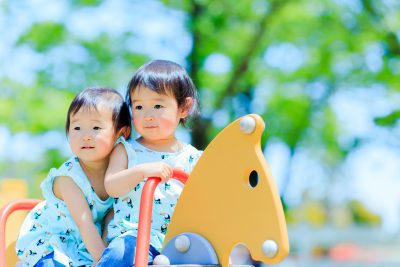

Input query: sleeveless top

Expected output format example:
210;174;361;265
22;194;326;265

16;156;114;267
107;137;202;251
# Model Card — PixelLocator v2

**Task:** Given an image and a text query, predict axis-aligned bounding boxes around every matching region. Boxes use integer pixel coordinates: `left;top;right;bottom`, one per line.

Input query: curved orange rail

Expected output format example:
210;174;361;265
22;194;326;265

135;169;189;267
0;198;41;267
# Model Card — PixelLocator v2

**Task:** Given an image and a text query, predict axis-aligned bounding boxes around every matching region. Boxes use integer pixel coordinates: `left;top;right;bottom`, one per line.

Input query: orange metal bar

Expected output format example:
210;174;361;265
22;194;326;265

0;199;41;267
134;169;189;267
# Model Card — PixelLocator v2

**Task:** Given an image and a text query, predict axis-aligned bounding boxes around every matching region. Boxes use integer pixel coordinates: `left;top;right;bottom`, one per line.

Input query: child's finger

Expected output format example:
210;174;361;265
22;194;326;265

166;169;172;181
161;171;169;182
166;166;173;177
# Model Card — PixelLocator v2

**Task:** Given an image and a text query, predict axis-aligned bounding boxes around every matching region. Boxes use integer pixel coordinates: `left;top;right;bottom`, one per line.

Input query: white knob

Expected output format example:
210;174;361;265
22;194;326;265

174;234;191;253
240;116;256;134
262;240;278;258
153;254;170;265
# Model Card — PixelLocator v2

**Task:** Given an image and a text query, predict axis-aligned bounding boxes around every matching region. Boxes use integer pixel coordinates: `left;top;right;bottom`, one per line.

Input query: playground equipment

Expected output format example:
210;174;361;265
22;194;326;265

0;114;289;267
0;179;31;267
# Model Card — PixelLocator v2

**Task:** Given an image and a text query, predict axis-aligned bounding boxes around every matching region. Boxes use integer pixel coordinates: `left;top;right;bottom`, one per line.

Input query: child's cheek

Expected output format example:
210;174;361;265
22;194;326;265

159;116;176;130
133;120;141;131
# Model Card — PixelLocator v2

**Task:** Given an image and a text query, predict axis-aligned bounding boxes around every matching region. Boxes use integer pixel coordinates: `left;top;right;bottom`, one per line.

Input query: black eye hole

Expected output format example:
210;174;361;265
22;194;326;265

249;170;258;188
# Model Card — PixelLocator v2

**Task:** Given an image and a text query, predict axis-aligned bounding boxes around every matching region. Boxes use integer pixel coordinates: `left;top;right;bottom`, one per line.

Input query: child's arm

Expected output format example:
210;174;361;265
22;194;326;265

105;143;173;197
101;209;114;246
53;176;105;263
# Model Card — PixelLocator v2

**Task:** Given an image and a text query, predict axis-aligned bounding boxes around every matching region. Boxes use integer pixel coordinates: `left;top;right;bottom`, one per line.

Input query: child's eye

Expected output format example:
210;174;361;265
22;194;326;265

154;105;163;109
135;105;142;110
93;126;101;130
74;127;80;130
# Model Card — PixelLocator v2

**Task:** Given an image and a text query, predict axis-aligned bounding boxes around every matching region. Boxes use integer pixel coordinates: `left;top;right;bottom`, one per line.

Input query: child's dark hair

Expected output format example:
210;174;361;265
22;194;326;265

126;59;200;125
66;87;131;135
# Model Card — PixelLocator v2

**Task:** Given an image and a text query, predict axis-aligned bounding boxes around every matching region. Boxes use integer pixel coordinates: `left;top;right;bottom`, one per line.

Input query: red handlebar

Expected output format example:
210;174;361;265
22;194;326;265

135;169;189;267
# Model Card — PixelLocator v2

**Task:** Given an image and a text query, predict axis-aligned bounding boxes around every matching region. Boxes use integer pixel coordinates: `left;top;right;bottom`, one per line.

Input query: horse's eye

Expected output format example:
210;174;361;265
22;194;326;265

249;170;259;188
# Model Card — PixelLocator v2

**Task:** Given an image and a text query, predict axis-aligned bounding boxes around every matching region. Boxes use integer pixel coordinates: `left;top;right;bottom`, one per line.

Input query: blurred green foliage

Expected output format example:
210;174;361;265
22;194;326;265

0;0;399;225
375;110;400;127
0;83;74;133
18;22;67;52
349;200;381;226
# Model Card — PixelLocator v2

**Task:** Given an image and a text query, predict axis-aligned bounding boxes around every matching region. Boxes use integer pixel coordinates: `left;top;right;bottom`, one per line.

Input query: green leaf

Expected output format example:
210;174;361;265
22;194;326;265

264;91;312;148
71;0;103;6
374;110;400;127
18;22;67;52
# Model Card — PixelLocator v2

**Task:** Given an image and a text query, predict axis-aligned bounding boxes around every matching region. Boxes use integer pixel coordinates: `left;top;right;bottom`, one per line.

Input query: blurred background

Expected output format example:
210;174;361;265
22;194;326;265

0;0;399;266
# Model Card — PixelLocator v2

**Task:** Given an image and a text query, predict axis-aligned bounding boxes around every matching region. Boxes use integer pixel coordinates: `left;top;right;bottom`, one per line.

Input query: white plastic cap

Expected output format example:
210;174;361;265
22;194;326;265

174;234;191;253
262;240;278;258
153;254;171;265
240;116;256;134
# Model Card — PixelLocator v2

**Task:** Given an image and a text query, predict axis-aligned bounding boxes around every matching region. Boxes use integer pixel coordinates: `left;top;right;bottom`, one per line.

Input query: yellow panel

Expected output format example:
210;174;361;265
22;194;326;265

164;114;289;266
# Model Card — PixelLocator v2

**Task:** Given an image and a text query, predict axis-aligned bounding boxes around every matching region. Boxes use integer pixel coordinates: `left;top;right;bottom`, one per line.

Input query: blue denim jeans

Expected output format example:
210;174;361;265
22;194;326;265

35;252;68;267
97;234;159;267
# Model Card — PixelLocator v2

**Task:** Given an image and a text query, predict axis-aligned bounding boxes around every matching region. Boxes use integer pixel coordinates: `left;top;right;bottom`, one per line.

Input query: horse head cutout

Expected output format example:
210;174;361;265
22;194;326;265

163;114;289;266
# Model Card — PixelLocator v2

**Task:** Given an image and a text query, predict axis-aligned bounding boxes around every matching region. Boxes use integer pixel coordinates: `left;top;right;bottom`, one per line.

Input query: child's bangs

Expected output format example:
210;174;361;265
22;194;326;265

134;75;175;97
69;98;100;116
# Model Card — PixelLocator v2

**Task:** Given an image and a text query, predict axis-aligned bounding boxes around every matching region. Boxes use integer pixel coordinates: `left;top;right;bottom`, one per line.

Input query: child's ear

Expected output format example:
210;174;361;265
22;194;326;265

118;126;131;139
179;97;193;118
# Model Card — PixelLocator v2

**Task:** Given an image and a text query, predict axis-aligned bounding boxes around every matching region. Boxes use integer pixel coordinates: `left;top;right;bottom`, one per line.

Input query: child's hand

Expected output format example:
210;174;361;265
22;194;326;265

141;162;173;183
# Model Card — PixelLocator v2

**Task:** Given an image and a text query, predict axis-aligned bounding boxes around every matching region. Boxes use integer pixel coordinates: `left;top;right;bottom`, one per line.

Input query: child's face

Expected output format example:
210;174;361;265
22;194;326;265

68;104;117;162
130;86;187;143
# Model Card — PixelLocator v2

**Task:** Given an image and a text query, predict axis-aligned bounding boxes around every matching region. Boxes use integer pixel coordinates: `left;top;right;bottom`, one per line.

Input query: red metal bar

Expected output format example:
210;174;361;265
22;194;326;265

0;199;41;267
134;169;189;267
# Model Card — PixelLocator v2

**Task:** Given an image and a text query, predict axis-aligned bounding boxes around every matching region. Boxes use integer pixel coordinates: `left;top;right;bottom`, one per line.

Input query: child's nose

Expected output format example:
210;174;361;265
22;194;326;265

83;135;91;141
82;131;92;140
144;111;155;121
